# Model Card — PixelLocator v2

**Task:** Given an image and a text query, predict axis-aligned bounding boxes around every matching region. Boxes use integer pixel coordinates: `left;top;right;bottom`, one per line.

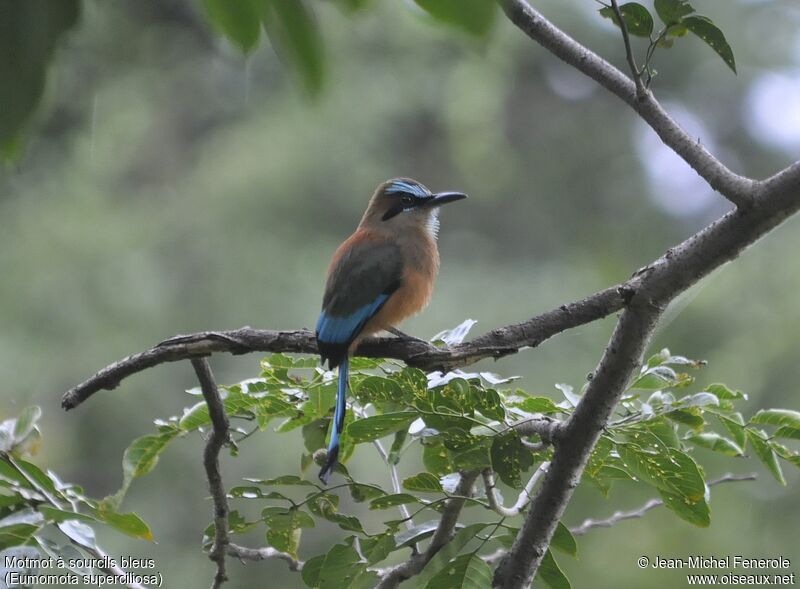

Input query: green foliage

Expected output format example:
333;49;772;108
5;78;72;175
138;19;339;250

599;3;654;38
0;0;80;158
4;340;800;587
598;0;736;81
413;0;497;38
0;407;154;575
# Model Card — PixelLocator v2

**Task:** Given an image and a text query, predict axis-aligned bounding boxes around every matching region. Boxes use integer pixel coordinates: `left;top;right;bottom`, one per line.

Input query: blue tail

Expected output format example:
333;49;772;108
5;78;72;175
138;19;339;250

319;357;348;484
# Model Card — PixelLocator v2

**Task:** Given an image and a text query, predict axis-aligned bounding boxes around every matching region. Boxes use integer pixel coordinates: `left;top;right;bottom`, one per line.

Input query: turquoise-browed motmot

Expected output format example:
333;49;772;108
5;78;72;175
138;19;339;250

315;178;467;483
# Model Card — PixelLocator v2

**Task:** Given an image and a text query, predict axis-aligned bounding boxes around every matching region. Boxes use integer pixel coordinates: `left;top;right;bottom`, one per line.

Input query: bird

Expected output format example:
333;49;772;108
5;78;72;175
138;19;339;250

315;178;467;483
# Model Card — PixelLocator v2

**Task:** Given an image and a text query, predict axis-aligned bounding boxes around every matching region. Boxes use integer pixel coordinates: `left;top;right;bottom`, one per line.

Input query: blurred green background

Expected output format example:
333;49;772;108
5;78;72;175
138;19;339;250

1;0;799;587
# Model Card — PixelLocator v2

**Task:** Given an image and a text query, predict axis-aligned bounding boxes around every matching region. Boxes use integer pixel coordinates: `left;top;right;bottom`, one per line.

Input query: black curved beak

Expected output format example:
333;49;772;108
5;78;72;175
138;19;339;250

426;191;467;207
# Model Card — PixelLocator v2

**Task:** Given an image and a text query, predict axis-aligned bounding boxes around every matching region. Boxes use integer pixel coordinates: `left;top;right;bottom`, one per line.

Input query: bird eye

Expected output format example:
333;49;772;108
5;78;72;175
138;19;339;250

401;195;414;206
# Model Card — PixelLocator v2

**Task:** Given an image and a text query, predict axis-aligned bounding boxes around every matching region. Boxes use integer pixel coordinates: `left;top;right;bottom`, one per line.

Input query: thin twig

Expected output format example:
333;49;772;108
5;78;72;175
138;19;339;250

570;473;757;536
609;0;646;96
500;0;757;207
191;358;232;589
376;471;480;589
483;463;549;517
227;543;303;572
351;405;416;531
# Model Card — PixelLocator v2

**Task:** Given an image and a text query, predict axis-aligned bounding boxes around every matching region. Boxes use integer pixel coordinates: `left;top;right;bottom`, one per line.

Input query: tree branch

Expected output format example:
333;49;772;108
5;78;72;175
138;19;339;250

487;3;800;584
61;282;630;411
226;543;303;572
376;471;480;589
500;0;756;207
483;463;549;517
191;358;232;589
570;473;757;536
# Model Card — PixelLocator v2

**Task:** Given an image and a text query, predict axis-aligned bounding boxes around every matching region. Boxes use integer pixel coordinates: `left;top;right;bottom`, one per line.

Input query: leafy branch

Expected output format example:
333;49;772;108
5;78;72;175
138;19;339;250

598;0;736;88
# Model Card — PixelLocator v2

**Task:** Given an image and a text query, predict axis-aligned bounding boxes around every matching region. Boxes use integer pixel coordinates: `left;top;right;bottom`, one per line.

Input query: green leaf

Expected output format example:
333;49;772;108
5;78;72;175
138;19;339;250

307;493;364;533
370;493;421;510
267;527;302;557
105;431;177;510
416;523;492;585
317;540;364;589
309;385;337;419
262;353;320;370
423;442;454;477
262;0;325;96
394;520;440;547
654;0;695;25
361;533;396;565
630;366;680;390
347;413;419;443
0;523;40;550
718;413;746;450
536;550;571;589
57;520;97;550
92;509;154;541
666;409;704;429
12;406;41;443
451;444;492;471
773;425;800;440
388;429;408;465
348;482;385;503
204;0;262;53
683;16;736;73
513;396;560;414
705;383;746;401
0;1;81;157
658;487;709;527
38;506;96;525
355;376;406;405
617;444;708;525
301;554;326;587
413;0;497;38
551;522;577;557
403;472;443;493
685;432;743;456
746;429;785;485
302;419;329;453
599;3;654;38
262;507;315;530
490;431;534;489
424;553;493;589
124;432;176;480
249;475;316;487
679;392;719;409
750;409;800;428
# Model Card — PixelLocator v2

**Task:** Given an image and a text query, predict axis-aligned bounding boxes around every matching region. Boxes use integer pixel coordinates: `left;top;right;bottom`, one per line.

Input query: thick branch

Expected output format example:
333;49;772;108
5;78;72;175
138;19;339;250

376;471;480;589
191;359;231;589
500;0;756;207
488;2;800;584
61;283;629;410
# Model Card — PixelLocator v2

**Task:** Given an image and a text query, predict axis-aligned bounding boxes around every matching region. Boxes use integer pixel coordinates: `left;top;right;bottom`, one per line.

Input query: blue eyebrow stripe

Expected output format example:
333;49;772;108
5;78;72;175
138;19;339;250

386;180;429;198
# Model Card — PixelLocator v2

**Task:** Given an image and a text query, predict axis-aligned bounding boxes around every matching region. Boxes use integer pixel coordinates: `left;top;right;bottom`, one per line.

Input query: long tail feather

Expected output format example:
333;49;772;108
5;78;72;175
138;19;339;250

319;357;348;484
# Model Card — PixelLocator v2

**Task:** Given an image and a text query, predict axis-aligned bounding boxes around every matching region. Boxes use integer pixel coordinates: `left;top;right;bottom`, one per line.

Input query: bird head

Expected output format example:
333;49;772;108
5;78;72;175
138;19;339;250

360;178;467;235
